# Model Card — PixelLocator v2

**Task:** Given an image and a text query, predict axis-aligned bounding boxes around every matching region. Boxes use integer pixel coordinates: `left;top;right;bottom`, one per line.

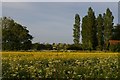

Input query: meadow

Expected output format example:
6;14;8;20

2;51;120;79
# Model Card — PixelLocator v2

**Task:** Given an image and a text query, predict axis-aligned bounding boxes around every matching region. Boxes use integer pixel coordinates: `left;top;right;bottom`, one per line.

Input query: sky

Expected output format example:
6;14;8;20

2;2;118;44
1;0;119;2
0;2;1;17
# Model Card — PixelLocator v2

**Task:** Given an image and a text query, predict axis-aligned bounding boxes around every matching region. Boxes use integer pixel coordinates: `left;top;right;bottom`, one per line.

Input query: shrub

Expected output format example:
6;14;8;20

109;43;120;52
67;44;82;50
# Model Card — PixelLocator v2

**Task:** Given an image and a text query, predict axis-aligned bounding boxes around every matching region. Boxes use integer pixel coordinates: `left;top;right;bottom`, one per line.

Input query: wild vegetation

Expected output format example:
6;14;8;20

2;52;119;79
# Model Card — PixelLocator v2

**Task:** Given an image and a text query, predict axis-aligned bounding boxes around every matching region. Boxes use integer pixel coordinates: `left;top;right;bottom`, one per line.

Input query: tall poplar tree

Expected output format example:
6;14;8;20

103;8;114;50
87;7;97;50
81;16;88;49
96;14;104;50
82;7;97;50
73;14;80;45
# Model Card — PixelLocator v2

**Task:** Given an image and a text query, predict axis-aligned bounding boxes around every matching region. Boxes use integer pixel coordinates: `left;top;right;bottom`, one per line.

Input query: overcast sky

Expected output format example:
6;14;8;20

2;2;118;44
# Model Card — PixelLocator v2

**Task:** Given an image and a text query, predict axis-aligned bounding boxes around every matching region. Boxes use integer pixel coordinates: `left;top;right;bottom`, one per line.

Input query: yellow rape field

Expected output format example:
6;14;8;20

2;51;119;59
1;51;120;79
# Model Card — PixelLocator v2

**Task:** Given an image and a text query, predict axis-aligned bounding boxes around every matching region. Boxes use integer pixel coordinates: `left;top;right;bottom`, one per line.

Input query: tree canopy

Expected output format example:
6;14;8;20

112;24;120;40
2;17;33;50
103;8;114;50
82;7;97;50
96;14;104;50
73;14;80;45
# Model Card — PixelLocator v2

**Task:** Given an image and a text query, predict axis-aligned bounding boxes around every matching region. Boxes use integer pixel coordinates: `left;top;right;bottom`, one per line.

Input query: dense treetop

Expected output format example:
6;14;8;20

1;17;33;50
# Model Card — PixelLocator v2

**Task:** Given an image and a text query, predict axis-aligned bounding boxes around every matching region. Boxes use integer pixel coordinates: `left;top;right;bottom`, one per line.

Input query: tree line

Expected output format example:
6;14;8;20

73;7;120;51
1;17;81;51
1;7;120;52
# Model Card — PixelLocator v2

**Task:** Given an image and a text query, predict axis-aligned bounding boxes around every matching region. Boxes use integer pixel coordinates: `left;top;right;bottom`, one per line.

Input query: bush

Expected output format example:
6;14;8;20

109;43;120;52
67;44;82;50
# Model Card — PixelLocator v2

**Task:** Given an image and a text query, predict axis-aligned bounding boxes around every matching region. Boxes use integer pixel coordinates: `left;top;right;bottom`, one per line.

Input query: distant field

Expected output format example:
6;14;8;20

2;52;119;79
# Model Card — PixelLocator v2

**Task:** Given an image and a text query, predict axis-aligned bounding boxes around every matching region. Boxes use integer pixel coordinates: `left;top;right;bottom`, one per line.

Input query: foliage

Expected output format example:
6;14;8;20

103;8;114;50
2;52;119;79
81;16;88;50
73;14;80;45
66;44;82;50
109;43;120;52
82;7;97;50
32;43;53;50
2;17;33;51
112;24;120;40
0;18;2;50
45;43;53;50
96;14;104;51
52;43;68;51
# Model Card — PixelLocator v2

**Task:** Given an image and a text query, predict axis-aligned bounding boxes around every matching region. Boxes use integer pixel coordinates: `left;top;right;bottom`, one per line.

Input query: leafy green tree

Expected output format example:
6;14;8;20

96;14;104;50
2;17;33;50
0;18;2;50
32;43;41;50
73;14;80;45
57;43;63;51
103;8;114;50
88;40;92;51
87;7;97;50
45;43;53;50
52;43;57;50
109;43;120;52
66;44;82;50
112;24;120;40
82;7;97;50
81;16;88;50
22;40;32;50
